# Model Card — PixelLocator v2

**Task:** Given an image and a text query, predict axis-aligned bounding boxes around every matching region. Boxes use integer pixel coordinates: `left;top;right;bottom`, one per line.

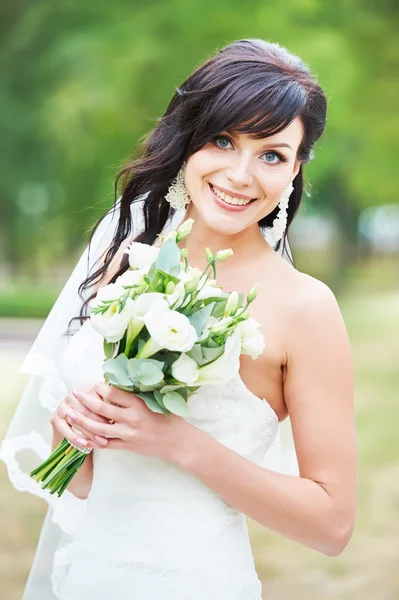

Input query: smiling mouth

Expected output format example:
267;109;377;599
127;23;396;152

209;183;256;206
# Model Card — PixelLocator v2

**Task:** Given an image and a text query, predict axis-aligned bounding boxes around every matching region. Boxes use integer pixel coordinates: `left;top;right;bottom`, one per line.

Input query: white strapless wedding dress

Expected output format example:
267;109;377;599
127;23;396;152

53;319;280;600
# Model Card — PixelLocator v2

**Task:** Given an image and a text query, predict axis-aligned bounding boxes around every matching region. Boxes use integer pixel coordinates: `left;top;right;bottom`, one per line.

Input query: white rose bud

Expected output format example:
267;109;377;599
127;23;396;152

176;218;194;242
165;281;176;294
124;241;160;270
224;291;239;316
205;247;214;262
247;283;259;303
214;248;234;262
237;318;265;360
171;353;199;386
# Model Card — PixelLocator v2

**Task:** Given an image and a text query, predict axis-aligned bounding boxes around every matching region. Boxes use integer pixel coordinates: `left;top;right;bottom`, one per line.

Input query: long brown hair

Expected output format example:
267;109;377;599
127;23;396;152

73;38;327;328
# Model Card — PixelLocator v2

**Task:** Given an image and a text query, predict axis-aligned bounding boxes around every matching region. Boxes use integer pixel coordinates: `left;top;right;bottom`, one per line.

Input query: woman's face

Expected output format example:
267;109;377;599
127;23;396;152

184;117;303;236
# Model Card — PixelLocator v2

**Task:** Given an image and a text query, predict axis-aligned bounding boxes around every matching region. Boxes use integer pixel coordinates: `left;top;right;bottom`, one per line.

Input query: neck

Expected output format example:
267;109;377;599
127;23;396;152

178;207;273;270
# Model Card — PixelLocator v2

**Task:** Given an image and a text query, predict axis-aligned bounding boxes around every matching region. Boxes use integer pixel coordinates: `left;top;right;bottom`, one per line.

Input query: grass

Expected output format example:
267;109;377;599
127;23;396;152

0;285;398;599
0;286;58;318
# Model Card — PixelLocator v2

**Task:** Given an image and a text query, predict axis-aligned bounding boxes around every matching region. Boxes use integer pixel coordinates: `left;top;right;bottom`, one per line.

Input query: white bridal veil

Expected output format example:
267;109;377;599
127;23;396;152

0;197;299;599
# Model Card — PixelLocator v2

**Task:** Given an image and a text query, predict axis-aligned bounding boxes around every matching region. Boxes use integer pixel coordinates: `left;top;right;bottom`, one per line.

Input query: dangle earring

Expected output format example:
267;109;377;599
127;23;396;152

164;162;191;209
269;181;294;246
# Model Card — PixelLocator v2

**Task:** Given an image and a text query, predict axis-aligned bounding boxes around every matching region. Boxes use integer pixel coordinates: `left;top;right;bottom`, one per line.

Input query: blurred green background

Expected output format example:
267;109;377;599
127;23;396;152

1;1;398;598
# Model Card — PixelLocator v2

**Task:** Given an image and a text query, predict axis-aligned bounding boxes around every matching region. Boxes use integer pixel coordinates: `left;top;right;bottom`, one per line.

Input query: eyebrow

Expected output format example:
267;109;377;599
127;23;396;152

260;142;292;150
226;131;293;151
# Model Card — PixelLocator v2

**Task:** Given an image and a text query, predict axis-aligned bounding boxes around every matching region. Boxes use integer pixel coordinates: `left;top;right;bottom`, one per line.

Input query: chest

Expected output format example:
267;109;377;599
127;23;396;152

215;271;294;422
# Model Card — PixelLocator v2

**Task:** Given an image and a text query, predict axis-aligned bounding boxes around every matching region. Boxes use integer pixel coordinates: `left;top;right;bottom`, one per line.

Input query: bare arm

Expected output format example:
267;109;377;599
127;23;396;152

171;279;357;556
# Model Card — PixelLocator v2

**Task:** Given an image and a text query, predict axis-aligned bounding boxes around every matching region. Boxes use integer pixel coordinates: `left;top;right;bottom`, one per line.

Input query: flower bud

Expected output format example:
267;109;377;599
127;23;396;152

214;248;234;262
165;281;176;294
224;291;239;316
176;218;194;242
205;247;214;263
247;283;259;303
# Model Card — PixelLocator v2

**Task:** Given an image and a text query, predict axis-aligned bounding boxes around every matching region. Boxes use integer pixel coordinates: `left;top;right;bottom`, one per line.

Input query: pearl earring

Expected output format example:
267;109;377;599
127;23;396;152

269;182;294;246
164;162;191;209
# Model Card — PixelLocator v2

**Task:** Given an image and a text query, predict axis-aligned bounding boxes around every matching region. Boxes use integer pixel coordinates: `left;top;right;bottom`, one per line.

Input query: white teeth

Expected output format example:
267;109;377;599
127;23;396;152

211;185;252;206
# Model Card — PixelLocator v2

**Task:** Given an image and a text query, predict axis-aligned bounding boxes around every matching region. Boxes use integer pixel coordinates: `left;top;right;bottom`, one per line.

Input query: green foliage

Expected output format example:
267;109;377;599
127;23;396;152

0;0;397;276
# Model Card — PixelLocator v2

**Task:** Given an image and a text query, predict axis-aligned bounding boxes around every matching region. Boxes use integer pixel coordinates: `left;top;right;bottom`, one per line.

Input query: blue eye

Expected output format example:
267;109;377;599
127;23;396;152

263;151;280;164
215;136;232;149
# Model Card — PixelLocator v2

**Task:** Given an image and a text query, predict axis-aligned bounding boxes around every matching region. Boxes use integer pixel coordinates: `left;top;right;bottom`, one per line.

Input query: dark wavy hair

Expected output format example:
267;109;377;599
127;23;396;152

72;38;327;328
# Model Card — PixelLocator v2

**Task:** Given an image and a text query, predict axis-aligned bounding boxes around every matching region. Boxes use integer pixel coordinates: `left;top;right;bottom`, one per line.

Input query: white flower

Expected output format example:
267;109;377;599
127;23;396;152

144;308;197;353
124;241;159;269
90;297;135;343
197;315;218;342
90;283;126;309
125;293;169;345
224;291;239;316
238;318;265;360
171;353;199;385
195;329;241;385
197;277;223;301
116;269;146;288
165;281;186;309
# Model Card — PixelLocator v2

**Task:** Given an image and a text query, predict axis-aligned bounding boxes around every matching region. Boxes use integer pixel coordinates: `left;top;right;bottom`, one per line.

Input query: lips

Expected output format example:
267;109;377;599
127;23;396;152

208;183;256;212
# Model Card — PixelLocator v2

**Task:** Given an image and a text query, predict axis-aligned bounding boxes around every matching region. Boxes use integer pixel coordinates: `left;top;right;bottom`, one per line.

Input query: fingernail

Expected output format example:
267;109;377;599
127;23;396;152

72;388;80;396
76;437;87;446
95;435;108;445
67;410;77;420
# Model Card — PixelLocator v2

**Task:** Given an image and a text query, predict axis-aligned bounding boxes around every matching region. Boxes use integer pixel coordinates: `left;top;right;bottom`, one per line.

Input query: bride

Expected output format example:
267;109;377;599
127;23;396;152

1;38;357;599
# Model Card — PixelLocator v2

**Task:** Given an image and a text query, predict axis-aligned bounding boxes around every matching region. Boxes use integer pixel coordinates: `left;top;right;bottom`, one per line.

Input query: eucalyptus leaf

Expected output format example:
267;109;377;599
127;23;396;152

103;354;132;387
201;345;225;364
186;344;203;365
155;239;182;276
162;391;189;417
211;299;228;319
188;302;215;336
135;392;169;414
159;384;182;394
137;362;165;386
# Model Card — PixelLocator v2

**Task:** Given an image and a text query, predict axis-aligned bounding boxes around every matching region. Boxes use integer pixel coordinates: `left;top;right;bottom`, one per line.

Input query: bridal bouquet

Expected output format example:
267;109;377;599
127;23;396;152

30;218;264;496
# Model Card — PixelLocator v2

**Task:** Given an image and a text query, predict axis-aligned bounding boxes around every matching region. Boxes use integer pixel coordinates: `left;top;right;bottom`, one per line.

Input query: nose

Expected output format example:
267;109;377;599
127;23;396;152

226;154;254;188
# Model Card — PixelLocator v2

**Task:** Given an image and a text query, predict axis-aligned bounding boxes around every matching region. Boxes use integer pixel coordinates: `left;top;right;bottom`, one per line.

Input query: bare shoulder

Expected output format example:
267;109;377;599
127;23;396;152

288;270;342;319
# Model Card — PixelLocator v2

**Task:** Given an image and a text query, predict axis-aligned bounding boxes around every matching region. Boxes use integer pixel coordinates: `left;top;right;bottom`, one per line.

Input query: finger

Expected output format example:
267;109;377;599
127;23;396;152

103;438;130;451
53;414;103;450
69;392;110;424
65;417;109;447
67;409;121;439
94;383;141;409
74;389;125;422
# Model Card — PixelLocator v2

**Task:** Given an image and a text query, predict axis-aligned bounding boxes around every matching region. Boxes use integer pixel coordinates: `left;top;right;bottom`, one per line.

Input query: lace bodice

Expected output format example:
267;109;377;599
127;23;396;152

56;320;279;599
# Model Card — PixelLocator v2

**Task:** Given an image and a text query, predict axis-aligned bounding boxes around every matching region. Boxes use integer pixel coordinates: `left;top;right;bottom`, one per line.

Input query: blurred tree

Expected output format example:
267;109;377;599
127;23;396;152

0;0;397;276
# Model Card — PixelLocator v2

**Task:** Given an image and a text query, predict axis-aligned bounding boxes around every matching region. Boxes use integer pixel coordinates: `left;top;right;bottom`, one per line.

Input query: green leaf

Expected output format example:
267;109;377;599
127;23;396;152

159;384;182;393
103;354;132;387
186;344;203;365
127;358;165;386
104;340;120;359
211;299;228;319
155;239;181;276
135;392;169;414
201;344;225;364
188;302;215;336
162;391;189;416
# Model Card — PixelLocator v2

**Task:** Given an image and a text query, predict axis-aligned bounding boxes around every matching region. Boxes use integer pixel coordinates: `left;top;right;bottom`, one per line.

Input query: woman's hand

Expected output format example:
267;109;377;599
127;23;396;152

51;386;111;450
67;383;194;462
